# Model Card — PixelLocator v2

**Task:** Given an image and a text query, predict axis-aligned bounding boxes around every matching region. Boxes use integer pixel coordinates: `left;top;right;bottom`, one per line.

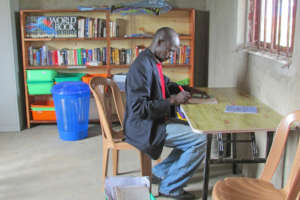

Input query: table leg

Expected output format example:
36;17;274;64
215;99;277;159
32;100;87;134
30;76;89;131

202;134;212;200
266;131;274;157
232;133;237;174
225;134;231;157
250;132;258;158
217;133;224;157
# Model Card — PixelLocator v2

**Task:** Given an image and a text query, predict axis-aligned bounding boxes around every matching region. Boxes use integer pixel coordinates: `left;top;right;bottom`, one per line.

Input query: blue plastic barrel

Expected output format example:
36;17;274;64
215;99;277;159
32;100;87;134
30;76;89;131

51;81;90;141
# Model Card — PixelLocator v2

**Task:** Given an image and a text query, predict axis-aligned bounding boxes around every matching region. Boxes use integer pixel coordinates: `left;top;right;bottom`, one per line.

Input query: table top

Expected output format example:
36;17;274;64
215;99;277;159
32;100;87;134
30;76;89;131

181;88;282;134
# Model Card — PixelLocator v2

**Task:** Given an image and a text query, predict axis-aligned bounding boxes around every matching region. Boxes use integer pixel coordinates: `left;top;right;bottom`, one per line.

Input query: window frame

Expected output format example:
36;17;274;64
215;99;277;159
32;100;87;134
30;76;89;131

248;0;297;57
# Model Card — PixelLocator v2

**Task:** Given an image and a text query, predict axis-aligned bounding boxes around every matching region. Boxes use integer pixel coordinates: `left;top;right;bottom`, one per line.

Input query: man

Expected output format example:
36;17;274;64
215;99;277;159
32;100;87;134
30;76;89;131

124;27;206;199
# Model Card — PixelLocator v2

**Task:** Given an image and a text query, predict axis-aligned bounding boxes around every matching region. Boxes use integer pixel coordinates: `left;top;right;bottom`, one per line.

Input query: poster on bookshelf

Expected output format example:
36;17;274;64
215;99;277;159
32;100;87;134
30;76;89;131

25;15;128;38
26;16;78;38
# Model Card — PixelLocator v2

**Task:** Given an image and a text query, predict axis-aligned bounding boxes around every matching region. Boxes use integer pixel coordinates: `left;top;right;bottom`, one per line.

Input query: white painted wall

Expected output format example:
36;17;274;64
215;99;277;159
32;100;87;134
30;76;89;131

207;0;300;187
20;0;206;10
0;0;23;132
207;0;248;88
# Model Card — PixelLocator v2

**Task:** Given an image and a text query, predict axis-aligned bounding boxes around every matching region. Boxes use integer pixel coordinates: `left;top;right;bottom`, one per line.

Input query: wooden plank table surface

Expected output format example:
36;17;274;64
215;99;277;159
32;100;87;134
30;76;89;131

181;87;282;134
180;88;282;200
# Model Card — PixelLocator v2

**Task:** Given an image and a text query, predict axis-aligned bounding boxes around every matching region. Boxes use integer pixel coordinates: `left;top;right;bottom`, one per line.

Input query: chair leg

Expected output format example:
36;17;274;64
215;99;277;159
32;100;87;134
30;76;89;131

140;152;152;192
139;152;152;177
102;143;109;183
112;149;119;176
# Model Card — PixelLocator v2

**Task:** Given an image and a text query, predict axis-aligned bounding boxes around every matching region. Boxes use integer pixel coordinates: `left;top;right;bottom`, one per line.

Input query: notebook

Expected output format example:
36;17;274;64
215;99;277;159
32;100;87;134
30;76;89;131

225;105;257;114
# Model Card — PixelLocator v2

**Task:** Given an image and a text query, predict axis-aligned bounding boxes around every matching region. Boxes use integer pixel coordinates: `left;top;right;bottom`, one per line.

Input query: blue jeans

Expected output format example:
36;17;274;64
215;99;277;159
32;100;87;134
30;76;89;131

152;122;207;195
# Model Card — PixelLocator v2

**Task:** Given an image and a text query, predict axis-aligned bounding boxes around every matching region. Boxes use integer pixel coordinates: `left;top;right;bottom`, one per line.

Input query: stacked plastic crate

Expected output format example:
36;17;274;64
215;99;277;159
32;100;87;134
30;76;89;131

27;70;57;121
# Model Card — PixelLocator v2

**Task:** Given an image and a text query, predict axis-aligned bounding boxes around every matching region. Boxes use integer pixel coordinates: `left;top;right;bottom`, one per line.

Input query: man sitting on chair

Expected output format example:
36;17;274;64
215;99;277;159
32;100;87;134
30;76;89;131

124;27;206;200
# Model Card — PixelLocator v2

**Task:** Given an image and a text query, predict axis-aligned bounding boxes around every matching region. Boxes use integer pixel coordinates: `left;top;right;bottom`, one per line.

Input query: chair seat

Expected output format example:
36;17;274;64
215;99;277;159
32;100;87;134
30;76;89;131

212;177;286;200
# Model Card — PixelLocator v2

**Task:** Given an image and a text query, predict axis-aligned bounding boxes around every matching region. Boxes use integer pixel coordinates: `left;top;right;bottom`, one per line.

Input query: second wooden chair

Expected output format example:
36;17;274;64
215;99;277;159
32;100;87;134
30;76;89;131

89;77;152;183
212;110;300;200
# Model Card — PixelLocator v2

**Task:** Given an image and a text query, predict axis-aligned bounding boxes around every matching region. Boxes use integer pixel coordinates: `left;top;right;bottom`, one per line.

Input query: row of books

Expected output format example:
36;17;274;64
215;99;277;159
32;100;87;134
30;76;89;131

26;16;126;38
27;45;191;66
28;46;107;66
164;45;191;64
110;48;133;65
78;17;106;38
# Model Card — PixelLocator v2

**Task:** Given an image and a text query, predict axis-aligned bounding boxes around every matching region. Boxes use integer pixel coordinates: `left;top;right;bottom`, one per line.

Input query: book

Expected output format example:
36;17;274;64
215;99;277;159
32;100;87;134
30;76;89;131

225;105;257;114
115;18;127;37
188;97;218;104
187;92;218;104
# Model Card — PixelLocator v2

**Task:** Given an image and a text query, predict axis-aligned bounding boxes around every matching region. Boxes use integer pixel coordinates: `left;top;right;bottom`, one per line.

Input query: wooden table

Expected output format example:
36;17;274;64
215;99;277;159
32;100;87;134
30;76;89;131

180;88;282;200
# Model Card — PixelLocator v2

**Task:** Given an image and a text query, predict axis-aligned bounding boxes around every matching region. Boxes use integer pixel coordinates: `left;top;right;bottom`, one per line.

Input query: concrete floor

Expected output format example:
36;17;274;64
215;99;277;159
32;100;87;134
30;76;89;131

0;124;236;200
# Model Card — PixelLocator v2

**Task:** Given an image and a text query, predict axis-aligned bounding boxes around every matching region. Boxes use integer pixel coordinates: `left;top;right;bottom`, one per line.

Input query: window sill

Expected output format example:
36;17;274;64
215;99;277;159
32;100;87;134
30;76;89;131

241;47;292;68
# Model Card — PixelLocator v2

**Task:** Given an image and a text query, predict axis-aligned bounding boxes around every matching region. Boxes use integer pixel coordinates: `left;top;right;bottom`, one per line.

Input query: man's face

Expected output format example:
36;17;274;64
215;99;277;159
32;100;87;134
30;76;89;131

156;36;180;62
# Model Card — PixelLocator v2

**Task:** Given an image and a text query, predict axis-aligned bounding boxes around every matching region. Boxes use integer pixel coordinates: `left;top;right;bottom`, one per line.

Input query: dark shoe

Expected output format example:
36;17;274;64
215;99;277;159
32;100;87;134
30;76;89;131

159;191;195;200
151;174;162;184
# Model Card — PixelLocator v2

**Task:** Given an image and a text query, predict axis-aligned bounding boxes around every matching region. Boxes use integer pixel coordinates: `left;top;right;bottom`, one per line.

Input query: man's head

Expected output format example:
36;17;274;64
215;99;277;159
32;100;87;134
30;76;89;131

149;27;180;63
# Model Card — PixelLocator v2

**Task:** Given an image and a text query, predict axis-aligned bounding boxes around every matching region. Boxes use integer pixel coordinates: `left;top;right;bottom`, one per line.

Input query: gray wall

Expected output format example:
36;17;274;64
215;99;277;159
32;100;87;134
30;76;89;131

207;0;300;187
20;0;206;10
0;0;23;132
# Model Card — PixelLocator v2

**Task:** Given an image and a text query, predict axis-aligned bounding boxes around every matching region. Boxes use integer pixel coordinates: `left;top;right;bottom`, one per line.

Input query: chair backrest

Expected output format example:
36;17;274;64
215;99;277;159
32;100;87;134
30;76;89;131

260;110;300;200
110;81;125;128
89;77;124;147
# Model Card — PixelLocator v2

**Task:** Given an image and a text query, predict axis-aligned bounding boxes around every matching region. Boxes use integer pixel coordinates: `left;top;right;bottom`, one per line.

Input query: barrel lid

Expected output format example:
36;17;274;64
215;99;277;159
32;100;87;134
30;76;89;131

51;81;90;95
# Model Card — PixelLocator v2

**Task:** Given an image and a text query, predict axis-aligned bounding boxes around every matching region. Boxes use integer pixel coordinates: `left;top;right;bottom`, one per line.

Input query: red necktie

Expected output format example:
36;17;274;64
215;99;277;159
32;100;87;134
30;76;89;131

156;63;166;99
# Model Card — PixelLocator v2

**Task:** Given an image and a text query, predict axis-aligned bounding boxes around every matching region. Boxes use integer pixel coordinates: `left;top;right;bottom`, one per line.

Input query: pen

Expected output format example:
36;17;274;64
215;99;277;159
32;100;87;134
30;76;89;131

178;85;184;91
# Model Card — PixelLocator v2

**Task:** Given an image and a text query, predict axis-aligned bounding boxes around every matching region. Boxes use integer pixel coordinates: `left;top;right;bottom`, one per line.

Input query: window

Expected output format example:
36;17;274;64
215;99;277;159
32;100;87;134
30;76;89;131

248;0;297;57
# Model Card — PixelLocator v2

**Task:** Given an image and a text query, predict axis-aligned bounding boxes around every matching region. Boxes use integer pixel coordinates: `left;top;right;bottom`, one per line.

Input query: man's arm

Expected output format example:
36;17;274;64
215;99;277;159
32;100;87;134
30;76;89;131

126;59;171;120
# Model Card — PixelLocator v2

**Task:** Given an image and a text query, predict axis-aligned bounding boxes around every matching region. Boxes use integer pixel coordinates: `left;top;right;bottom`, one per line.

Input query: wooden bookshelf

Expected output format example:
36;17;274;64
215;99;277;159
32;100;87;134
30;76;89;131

20;8;196;128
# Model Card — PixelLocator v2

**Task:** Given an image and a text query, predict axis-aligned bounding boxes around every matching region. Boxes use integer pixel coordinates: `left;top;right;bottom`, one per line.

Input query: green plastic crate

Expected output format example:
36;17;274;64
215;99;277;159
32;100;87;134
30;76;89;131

27;70;57;82
31;107;55;111
54;73;86;83
176;78;190;86
27;81;54;95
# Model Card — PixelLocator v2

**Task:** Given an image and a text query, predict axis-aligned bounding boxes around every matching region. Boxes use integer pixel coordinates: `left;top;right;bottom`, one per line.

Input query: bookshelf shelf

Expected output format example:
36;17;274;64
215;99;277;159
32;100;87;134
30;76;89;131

30;120;56;124
20;8;195;128
110;37;153;40
110;64;190;69
25;65;107;69
30;119;99;124
110;35;192;41
24;37;108;42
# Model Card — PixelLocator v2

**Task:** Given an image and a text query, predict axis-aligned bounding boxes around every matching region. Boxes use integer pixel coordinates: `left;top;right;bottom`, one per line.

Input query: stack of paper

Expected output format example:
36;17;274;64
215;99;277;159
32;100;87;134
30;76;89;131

225;105;257;114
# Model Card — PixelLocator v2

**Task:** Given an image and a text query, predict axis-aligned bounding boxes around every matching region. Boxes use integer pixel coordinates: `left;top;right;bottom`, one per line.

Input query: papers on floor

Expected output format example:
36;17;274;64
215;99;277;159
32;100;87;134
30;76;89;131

113;73;127;91
105;176;151;200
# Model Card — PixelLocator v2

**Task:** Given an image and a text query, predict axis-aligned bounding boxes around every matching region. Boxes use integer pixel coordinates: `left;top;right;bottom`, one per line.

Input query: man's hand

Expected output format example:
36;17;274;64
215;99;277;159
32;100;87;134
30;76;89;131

187;87;209;99
168;91;191;105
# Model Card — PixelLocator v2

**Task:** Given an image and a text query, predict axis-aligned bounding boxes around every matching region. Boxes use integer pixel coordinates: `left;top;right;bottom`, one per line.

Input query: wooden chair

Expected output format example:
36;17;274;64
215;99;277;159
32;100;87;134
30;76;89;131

89;77;152;183
212;110;300;200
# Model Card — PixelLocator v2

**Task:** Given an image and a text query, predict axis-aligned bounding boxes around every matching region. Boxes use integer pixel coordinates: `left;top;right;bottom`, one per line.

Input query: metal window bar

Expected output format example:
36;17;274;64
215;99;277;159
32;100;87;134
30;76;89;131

286;0;292;56
263;0;268;49
271;0;278;52
254;0;261;47
291;0;297;53
277;0;283;54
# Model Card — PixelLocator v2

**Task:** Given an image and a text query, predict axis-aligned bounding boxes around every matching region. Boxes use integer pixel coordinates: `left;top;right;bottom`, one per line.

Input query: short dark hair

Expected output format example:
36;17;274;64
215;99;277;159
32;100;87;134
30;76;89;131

153;27;177;43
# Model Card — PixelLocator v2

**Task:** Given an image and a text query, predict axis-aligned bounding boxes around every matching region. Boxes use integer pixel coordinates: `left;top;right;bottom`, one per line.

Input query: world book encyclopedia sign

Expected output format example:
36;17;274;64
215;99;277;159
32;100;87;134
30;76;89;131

26;16;78;38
